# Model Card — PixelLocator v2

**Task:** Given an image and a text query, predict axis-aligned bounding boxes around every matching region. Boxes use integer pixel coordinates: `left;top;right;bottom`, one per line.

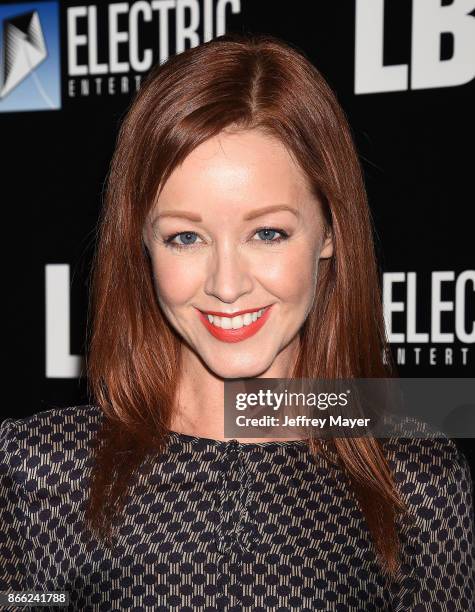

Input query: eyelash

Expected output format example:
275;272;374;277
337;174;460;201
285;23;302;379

163;227;290;250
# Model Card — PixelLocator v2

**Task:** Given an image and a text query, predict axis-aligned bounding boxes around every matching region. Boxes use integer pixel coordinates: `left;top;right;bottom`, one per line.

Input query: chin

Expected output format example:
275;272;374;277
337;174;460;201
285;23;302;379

208;358;273;380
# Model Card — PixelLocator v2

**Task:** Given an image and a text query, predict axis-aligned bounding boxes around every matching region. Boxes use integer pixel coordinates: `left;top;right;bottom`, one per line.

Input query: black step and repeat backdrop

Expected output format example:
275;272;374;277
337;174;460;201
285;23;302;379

2;1;474;467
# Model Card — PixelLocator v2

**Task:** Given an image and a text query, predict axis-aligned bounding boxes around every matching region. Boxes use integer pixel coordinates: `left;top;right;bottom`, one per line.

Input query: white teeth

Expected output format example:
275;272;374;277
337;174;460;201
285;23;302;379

206;308;267;329
221;317;232;330
242;313;253;327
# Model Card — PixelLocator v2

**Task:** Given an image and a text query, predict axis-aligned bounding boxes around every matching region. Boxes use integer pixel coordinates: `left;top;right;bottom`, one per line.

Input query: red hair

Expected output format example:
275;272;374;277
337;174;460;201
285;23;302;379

85;32;406;576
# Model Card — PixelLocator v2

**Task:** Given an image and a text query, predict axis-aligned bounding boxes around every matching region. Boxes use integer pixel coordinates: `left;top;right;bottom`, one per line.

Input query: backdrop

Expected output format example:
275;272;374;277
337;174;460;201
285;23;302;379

2;1;474;470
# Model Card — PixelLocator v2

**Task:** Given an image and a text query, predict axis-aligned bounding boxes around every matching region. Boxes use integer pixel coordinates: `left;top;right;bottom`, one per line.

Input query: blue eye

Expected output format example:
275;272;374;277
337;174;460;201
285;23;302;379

255;228;288;242
165;232;199;247
163;228;289;250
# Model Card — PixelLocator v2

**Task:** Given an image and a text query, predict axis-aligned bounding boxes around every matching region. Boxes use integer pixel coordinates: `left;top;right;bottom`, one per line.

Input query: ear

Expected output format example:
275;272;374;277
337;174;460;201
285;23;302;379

142;225;151;256
142;238;151;260
319;229;333;259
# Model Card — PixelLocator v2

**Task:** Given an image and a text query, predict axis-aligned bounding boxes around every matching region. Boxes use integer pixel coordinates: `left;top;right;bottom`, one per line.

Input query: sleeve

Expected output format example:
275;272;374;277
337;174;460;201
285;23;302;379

0;418;30;595
388;438;475;611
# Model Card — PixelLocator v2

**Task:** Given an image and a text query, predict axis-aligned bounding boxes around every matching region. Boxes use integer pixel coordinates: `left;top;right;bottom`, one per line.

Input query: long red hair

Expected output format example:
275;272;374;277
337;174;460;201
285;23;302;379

85;32;406;576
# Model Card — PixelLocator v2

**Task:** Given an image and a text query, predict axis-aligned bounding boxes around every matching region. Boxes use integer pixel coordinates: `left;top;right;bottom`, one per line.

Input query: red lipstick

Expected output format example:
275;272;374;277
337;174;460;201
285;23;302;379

199;305;271;317
197;305;273;343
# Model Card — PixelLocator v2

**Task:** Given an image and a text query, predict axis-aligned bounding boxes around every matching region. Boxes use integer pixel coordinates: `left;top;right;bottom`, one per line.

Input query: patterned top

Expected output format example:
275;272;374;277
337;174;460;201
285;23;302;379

0;405;474;611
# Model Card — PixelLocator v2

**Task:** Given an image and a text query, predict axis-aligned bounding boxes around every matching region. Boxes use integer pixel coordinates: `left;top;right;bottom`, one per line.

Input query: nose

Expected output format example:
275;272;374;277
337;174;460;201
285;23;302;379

203;239;254;304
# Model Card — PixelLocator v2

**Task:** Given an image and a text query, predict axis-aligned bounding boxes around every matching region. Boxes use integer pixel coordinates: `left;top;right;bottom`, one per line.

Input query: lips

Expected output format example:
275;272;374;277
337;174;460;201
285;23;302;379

199;305;271;317
197;305;273;343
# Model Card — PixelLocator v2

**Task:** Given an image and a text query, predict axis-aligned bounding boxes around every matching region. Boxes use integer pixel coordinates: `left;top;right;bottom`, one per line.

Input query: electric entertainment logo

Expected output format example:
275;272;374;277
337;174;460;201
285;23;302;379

0;2;61;113
383;270;474;368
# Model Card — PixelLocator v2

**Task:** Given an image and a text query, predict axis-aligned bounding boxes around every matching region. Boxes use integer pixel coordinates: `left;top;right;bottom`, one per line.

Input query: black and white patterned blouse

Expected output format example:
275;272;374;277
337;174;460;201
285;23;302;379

0;405;474;611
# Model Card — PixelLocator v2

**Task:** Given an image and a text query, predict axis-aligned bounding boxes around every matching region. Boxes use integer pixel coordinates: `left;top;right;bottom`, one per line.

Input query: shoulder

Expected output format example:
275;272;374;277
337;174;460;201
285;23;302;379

382;431;474;561
382;428;473;515
0;405;104;481
1;403;103;434
382;419;473;493
381;432;474;608
381;418;474;554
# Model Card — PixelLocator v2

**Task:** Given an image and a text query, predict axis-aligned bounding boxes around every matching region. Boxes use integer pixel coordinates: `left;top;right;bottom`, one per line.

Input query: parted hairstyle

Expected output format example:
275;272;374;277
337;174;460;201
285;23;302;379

85;32;407;576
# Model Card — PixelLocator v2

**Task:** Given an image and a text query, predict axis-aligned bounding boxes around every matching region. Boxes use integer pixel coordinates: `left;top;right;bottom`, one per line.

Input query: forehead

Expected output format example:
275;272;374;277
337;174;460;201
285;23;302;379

154;129;313;214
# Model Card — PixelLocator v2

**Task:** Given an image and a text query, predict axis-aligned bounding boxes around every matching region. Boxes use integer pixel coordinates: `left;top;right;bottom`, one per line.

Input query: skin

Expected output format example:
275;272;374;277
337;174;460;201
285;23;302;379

142;128;333;441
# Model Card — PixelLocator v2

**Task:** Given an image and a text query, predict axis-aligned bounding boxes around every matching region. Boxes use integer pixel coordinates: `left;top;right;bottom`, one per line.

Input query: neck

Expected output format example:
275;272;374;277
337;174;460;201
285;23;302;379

169;340;300;441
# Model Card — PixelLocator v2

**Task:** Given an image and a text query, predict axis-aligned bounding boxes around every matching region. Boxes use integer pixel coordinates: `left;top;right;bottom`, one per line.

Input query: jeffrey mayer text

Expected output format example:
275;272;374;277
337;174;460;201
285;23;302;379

282;416;371;428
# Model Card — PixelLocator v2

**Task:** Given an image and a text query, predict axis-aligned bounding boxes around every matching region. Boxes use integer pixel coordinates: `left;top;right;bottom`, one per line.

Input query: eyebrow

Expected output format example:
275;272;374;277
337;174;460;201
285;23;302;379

152;204;300;225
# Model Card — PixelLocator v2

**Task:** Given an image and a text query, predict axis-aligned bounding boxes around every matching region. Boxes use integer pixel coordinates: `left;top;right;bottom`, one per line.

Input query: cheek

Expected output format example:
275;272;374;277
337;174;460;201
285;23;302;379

260;247;317;304
150;254;201;305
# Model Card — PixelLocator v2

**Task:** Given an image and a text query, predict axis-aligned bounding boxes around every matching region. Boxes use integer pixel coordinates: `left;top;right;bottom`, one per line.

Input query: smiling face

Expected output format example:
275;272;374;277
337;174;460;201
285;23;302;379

142;128;333;379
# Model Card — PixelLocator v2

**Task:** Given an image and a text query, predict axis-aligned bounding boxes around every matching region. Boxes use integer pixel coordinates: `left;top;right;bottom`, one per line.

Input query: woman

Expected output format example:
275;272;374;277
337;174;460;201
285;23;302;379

1;33;474;611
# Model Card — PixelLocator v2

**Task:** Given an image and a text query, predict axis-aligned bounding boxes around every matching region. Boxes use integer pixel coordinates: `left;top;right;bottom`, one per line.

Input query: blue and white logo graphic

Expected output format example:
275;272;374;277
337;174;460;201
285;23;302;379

0;2;60;113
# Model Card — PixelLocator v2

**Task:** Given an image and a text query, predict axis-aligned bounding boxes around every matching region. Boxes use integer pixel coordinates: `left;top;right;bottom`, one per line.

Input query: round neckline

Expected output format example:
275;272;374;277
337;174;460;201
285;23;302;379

167;429;309;448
